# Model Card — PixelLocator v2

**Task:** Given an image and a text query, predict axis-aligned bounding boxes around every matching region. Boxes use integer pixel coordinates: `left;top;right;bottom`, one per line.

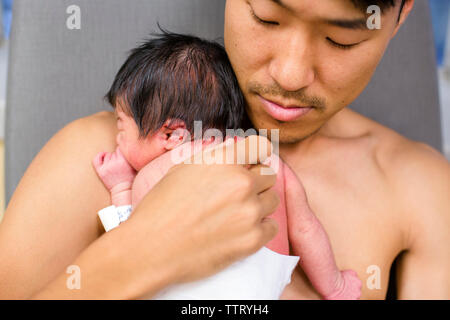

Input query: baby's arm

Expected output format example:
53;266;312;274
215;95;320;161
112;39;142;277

131;142;195;207
92;146;137;207
283;164;362;300
131;140;215;207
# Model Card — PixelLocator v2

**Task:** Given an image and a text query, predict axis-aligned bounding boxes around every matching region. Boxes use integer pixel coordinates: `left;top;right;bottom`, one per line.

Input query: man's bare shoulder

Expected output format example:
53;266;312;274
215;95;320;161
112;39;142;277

341;108;447;177
65;111;116;137
18;110;118;206
54;111;117;151
361;111;449;188
349;109;449;248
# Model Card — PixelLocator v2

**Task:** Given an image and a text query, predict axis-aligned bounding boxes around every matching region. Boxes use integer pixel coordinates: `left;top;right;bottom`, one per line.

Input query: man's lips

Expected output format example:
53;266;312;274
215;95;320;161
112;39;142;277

258;95;313;122
258;95;314;122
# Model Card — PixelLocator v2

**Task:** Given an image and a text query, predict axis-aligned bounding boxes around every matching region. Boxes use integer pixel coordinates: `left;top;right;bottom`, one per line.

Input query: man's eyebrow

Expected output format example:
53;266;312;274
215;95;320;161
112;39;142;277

269;0;292;11
323;18;368;30
269;0;368;30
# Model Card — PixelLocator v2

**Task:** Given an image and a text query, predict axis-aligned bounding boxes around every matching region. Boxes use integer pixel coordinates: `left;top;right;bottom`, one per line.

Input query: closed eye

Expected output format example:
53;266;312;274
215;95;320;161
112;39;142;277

326;37;360;50
249;5;279;26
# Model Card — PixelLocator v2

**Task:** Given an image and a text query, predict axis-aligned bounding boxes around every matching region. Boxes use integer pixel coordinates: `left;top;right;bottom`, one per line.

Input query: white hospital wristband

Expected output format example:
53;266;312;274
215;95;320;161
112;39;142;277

116;205;132;223
98;205;120;232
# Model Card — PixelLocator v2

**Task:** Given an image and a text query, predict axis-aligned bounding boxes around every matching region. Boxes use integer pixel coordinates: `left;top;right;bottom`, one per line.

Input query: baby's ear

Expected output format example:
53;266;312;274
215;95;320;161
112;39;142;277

162;119;190;150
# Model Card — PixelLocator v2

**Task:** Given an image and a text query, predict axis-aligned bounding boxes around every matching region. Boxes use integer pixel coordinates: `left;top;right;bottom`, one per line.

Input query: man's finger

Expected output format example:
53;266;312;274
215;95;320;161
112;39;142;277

259;217;279;245
257;188;280;218
196;135;273;166
248;164;277;194
232;135;273;166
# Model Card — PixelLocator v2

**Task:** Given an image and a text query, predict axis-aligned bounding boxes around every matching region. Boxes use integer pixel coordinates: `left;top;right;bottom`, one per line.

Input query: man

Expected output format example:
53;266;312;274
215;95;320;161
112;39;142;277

0;0;448;299
222;0;449;299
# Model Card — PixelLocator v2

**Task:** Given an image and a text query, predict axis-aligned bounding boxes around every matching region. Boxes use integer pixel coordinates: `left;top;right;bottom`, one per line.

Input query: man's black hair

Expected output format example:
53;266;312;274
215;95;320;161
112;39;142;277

106;28;246;138
350;0;406;21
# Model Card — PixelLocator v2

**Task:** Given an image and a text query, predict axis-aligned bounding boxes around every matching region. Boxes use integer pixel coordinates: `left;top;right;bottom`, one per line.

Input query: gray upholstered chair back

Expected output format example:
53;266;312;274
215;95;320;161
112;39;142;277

0;4;3;40
5;0;227;202
5;0;442;204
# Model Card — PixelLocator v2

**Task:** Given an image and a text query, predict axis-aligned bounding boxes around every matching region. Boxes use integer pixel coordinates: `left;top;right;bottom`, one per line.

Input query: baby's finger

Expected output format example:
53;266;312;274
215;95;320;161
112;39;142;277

92;152;107;169
104;152;113;163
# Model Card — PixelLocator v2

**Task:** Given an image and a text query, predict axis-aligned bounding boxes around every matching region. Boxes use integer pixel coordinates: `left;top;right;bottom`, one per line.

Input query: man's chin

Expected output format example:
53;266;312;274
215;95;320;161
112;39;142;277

276;134;310;145
265;124;324;145
248;113;323;144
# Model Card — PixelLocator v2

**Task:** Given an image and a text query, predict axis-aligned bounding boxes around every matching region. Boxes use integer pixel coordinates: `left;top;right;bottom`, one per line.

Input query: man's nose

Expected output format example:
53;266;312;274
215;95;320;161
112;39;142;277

268;34;315;93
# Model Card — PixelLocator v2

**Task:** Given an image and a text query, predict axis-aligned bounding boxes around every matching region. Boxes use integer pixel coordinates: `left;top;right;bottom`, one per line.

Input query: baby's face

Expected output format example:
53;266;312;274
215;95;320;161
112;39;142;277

116;110;167;171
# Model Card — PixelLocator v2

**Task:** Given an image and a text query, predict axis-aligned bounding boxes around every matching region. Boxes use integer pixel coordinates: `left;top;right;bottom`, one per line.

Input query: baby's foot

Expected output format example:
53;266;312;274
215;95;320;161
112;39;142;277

324;270;362;300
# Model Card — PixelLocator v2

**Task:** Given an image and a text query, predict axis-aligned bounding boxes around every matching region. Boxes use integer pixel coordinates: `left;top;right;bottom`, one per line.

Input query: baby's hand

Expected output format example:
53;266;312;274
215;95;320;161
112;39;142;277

93;147;137;192
324;270;362;300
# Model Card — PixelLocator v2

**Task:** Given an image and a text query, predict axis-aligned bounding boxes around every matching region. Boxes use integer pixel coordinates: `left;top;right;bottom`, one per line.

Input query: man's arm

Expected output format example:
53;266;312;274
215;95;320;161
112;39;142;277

7;135;280;299
0;111;117;298
390;142;450;299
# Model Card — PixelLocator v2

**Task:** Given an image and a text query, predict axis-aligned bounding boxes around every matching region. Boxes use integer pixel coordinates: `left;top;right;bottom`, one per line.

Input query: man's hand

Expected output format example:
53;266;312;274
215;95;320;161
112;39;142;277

92;146;137;206
41;136;280;299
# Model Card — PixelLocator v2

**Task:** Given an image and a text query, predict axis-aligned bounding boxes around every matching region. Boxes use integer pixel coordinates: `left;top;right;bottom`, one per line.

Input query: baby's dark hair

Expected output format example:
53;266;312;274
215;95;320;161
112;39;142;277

106;28;246;138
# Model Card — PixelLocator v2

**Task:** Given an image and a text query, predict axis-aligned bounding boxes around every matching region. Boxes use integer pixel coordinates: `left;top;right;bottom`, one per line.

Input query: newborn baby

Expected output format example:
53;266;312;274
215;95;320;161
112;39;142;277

93;31;362;300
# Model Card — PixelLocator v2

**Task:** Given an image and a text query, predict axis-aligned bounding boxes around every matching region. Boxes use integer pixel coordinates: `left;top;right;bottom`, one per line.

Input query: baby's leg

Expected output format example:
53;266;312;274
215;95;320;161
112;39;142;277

284;164;362;300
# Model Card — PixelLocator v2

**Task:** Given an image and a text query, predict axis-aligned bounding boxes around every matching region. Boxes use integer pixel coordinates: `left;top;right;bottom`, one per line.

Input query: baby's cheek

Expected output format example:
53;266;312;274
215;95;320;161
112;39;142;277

116;132;138;169
116;132;126;154
127;153;148;172
116;131;123;144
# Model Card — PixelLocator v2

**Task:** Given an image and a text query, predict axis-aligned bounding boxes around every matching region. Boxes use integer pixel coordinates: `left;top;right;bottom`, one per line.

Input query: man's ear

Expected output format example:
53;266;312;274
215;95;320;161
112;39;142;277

161;119;189;150
391;0;414;39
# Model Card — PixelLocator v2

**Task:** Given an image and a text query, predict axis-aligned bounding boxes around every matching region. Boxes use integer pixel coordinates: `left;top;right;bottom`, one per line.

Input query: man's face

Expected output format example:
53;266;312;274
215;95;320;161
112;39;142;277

224;0;404;143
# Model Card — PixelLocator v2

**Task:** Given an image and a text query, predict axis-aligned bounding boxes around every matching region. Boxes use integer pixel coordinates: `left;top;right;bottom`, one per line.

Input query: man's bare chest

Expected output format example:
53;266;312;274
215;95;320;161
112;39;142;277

279;154;404;299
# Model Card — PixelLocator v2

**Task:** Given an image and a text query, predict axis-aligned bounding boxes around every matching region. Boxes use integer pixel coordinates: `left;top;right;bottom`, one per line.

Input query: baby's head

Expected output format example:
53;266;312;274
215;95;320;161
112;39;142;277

106;30;247;170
